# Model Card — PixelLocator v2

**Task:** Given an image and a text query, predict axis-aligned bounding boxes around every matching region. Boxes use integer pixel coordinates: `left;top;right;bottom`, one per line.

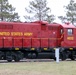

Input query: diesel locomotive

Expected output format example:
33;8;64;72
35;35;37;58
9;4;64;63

0;21;76;62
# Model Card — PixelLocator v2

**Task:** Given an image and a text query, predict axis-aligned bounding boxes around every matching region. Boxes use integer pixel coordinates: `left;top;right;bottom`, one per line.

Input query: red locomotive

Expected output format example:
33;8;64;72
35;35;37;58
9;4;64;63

0;21;76;62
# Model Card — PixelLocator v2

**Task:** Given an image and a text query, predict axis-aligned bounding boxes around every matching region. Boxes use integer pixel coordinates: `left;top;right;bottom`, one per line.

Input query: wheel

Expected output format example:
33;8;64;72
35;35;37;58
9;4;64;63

14;54;20;62
31;53;37;59
14;57;20;62
60;52;67;61
6;52;13;62
70;55;75;60
27;53;37;59
14;51;23;62
7;59;12;62
0;51;4;60
70;57;75;60
70;51;76;60
54;57;56;61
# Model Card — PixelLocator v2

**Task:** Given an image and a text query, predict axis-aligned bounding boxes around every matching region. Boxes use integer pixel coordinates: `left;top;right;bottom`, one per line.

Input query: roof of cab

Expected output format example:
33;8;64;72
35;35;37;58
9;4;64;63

61;23;76;28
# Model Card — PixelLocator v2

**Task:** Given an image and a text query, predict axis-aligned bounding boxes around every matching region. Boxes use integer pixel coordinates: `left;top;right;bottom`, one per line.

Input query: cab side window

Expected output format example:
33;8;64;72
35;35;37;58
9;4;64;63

67;29;73;35
61;29;63;34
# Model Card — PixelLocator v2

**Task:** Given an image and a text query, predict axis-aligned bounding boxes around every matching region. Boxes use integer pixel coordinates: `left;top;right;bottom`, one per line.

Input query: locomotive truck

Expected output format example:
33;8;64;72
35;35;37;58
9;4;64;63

0;21;76;62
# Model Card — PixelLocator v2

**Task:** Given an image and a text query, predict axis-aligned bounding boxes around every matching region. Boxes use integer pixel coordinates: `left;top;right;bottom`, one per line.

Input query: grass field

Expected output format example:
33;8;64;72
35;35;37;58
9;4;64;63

0;61;76;75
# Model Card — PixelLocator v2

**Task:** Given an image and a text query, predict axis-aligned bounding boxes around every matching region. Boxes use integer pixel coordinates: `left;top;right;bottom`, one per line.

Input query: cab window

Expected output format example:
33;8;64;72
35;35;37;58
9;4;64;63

67;29;73;35
61;29;63;34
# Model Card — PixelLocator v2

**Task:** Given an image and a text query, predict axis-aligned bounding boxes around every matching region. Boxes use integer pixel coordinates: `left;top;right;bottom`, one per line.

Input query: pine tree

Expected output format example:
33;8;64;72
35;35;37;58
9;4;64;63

24;0;55;23
58;16;67;23
58;0;76;24
0;0;20;22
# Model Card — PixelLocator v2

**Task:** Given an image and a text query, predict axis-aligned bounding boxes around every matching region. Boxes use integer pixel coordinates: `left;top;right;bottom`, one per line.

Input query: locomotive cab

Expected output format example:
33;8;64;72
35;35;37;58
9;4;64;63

60;23;76;60
61;23;76;48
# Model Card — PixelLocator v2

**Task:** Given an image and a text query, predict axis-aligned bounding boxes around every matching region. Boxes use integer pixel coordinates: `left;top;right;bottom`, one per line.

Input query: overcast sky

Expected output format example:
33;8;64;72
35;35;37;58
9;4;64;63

8;0;74;23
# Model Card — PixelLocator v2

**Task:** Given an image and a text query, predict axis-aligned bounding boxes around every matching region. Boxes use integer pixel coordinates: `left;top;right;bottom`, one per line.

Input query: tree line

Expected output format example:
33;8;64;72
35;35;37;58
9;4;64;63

0;0;76;24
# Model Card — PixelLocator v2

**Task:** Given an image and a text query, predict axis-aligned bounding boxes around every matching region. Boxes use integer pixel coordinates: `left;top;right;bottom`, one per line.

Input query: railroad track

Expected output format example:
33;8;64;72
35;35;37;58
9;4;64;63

0;59;75;63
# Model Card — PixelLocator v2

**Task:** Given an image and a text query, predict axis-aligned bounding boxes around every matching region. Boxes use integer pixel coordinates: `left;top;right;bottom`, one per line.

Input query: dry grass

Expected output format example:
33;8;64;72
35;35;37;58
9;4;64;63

0;61;76;75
